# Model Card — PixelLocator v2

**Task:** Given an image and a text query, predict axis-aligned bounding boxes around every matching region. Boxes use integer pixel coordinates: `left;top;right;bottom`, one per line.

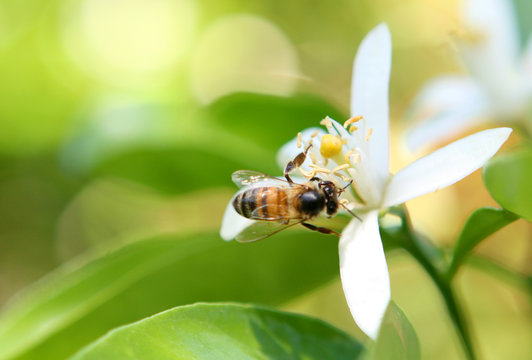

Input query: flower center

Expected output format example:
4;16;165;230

289;116;383;211
320;134;342;158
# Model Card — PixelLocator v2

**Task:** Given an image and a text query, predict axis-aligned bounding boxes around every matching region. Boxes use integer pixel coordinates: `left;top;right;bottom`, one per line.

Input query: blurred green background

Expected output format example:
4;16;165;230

0;0;530;359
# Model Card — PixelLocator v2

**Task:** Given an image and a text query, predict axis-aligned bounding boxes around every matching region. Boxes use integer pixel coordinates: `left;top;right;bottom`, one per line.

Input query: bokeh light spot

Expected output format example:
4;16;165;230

61;0;196;87
191;14;300;104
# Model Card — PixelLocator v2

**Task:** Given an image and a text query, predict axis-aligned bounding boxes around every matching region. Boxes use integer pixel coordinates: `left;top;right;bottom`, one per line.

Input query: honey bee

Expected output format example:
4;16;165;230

230;145;359;242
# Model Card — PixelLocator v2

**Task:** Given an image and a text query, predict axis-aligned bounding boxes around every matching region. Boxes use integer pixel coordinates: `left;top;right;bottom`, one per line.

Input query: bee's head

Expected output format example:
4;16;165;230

317;180;339;216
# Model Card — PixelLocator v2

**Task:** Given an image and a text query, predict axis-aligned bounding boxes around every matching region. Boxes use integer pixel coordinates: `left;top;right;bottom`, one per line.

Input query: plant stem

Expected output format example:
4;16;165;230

397;207;477;360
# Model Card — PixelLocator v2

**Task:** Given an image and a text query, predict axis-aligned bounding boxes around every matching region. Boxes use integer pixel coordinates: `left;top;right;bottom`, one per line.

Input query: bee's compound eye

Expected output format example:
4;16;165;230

299;190;325;216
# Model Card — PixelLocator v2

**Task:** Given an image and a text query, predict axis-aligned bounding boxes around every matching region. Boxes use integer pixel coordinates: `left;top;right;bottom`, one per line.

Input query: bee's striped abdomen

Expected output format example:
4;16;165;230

233;186;292;220
233;187;258;218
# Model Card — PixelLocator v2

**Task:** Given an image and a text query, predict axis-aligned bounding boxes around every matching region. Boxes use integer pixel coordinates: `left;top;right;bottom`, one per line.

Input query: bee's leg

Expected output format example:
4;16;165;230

284;144;312;183
301;222;340;237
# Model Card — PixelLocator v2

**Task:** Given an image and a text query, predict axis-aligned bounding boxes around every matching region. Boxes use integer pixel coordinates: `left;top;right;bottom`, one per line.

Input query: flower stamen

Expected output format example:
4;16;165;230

310;130;319;138
296;132;302;148
344;116;363;128
320;116;333;129
366;128;373;141
299;168;316;178
309;152;318;164
348;125;358;133
332;164;350;173
336;173;351;182
309;164;331;174
344;149;355;164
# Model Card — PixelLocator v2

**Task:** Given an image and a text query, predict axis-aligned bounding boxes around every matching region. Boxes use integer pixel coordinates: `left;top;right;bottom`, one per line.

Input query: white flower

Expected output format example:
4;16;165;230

220;23;512;339
408;0;530;150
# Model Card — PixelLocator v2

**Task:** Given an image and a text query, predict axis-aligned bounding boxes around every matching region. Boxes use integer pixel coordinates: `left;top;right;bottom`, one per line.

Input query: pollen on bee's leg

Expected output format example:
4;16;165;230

297;132;302;148
339;199;349;205
320;134;342;158
343;116;363;128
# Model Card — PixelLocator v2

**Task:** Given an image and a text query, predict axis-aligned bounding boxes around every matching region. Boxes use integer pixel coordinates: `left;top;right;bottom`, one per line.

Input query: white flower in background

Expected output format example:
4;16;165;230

408;0;530;150
220;23;512;339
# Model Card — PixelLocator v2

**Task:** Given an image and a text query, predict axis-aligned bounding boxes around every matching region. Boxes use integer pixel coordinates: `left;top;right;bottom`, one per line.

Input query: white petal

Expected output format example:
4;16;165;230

351;23;391;181
407;76;489;150
276;127;327;170
461;0;520;98
220;198;255;241
339;211;390;339
384;127;512;207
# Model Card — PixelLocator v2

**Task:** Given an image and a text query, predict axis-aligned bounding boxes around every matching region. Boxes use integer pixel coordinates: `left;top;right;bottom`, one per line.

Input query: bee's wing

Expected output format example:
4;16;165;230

232;170;295;188
235;220;303;243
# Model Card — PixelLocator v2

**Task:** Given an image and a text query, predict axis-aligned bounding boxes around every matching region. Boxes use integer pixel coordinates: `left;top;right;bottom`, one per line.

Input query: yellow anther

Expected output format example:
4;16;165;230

333;164;350;173
337;173;351;182
299;168;316;178
310;130;319;138
309;164;331;174
348;125;358;133
340;199;349;205
320;134;343;158
309;152;317;164
344;149;355;164
323;158;328;166
366;128;373;141
297;132;302;148
343;116;363;128
320;116;333;128
352;153;361;164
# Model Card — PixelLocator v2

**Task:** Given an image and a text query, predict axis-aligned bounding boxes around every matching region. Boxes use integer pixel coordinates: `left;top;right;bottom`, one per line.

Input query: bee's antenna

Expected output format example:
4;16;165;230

341;203;362;221
340;180;353;192
336;180;361;221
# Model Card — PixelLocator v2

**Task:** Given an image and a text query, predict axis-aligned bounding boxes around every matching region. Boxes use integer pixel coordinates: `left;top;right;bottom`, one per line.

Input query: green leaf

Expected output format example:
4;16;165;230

70;303;364;360
0;231;340;360
61;104;277;195
448;207;518;278
206;93;345;152
93;146;262;195
368;302;420;360
62;93;344;195
483;147;532;221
